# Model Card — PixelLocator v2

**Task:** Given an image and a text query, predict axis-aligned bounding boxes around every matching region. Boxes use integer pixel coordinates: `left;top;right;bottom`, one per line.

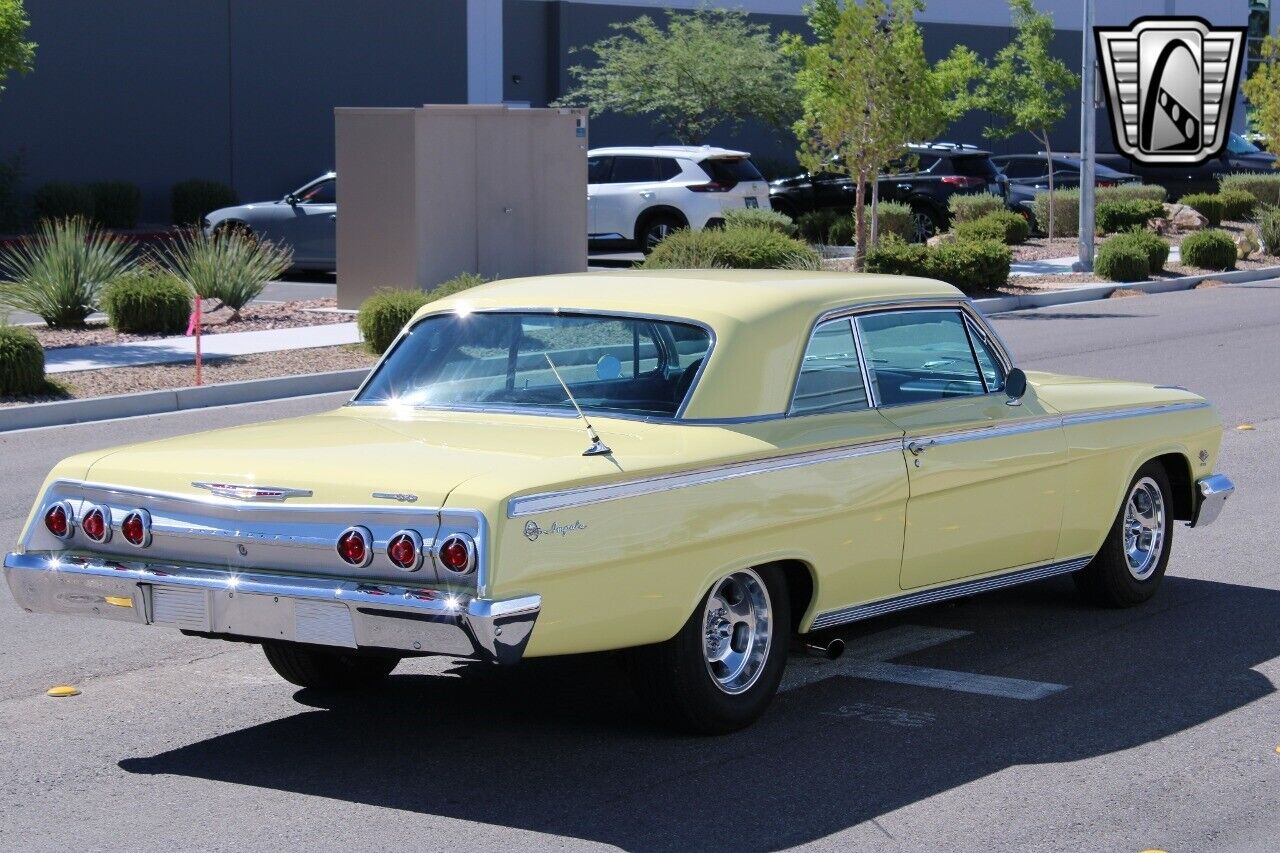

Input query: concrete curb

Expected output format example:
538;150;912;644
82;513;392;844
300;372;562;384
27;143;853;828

972;265;1280;314
0;368;368;433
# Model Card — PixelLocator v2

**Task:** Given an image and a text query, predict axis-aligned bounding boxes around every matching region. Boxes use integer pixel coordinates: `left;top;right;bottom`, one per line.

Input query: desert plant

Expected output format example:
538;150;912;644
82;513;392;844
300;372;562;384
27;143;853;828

1095;199;1164;233
954;210;1028;244
1179;192;1225;227
32;182;94;221
159;228;291;319
1094;240;1149;282
101;265;192;334
1216;188;1258;222
948;194;1004;224
643;225;822;270
876;200;915;242
1097;183;1167;203
0;323;44;395
1257;206;1280;254
1179;229;1237;271
722;207;798;236
89;181;142;229
0;217;134;327
358;288;431;354
1031;187;1081;237
1218;172;1280;207
171;179;238;225
1106;230;1170;272
426;271;490;302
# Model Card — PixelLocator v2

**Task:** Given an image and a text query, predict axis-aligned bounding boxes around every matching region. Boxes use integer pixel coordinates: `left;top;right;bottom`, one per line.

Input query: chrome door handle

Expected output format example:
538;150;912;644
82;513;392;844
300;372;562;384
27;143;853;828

907;439;936;456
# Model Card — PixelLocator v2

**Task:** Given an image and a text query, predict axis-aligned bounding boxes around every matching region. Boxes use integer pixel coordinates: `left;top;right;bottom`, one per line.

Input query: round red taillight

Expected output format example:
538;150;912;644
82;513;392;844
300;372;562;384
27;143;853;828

82;506;111;543
44;502;73;540
336;526;372;567
120;509;151;547
387;530;423;571
437;534;475;574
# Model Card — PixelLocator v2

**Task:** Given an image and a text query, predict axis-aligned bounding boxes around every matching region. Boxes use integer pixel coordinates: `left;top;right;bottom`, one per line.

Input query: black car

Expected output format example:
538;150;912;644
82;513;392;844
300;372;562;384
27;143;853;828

768;143;1007;241
1093;132;1277;199
993;154;1141;218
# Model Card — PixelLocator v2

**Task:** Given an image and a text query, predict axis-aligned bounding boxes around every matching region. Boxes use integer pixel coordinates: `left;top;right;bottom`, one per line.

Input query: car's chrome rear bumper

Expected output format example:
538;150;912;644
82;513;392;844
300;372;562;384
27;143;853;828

1191;473;1234;528
2;552;539;665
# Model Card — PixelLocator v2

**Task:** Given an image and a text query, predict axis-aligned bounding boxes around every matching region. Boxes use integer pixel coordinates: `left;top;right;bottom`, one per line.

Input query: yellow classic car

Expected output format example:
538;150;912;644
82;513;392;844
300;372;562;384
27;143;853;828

4;271;1234;733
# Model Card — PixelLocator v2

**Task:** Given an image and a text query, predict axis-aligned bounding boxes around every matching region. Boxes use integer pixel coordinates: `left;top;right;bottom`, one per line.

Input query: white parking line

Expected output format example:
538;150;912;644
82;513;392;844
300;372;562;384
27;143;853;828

782;624;1068;701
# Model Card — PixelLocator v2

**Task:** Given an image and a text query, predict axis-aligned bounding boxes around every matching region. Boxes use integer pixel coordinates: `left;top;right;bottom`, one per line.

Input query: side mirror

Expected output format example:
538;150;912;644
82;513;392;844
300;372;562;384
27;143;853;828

284;193;299;206
1005;368;1027;406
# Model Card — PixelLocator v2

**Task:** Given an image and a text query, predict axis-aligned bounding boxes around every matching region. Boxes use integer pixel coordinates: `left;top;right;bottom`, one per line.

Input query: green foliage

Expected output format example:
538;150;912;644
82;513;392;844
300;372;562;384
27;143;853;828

358;288;431;354
1215;188;1258;222
1093;241;1149;282
1179;192;1224;227
954;210;1029;244
864;235;929;276
875;200;914;242
1242;37;1280;172
0;323;42;395
1257;206;1280;254
642;225;822;270
1218;172;1280;206
1179;229;1237;271
1098;183;1167;203
0;151;22;232
556;8;797;145
1095;199;1164;233
796;208;854;245
722;207;797;236
32;182;94;221
0;217;134;327
865;235;1010;292
1032;188;1081;237
0;0;36;98
89;181;141;229
948;193;1004;223
100;266;192;334
1106;230;1170;272
427;271;490;302
171;179;238;225
159;228;291;318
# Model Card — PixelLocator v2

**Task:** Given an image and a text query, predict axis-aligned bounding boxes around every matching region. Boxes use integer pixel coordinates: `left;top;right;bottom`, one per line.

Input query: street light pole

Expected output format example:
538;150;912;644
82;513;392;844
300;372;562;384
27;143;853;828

1076;0;1097;272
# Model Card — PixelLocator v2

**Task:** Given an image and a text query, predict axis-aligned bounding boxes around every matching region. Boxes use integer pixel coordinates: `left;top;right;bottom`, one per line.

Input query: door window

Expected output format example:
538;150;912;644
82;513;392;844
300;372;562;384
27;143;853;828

789;319;869;415
855;310;987;405
297;179;335;204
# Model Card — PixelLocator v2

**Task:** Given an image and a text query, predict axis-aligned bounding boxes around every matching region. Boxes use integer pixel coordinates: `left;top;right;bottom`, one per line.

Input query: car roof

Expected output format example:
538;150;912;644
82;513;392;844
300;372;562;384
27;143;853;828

992;154;1132;176
589;145;751;160
416;270;963;420
906;142;992;157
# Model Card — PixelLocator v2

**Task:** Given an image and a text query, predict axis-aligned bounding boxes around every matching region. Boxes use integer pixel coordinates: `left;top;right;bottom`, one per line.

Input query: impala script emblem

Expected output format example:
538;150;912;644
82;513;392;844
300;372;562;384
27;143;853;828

524;519;587;541
1096;17;1245;165
191;482;313;501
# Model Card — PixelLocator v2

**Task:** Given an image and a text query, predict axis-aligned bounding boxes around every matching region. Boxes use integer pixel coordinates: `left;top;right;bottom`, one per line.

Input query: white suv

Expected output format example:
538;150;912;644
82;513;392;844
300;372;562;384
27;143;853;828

587;146;770;251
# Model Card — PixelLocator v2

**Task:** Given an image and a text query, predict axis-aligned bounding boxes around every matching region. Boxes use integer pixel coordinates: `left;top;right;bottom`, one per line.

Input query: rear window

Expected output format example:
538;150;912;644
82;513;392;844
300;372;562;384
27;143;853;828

608;156;681;183
701;158;764;183
948;156;999;178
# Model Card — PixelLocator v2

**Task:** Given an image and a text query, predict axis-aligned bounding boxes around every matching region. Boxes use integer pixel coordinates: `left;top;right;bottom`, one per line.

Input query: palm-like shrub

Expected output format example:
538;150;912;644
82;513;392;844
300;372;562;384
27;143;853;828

160;228;292;320
0;217;135;327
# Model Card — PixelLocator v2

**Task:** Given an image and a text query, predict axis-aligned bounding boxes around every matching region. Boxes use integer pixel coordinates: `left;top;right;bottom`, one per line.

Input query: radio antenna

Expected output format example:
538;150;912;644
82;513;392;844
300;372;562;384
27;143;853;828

543;353;613;457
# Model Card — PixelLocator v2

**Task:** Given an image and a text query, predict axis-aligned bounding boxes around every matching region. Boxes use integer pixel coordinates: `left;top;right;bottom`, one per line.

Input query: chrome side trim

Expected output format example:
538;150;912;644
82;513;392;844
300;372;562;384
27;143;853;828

1190;473;1234;528
507;438;903;517
916;414;1064;447
1061;400;1209;426
810;556;1092;631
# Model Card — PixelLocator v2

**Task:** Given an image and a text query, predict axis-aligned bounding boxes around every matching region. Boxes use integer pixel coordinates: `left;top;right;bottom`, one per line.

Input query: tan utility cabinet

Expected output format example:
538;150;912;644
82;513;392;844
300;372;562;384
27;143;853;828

335;104;588;309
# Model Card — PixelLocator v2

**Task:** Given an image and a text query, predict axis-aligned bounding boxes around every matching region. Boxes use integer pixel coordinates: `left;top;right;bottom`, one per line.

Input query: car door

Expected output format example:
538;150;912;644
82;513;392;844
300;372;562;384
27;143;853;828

592;156;662;240
586;155;613;238
854;307;1068;590
277;177;336;266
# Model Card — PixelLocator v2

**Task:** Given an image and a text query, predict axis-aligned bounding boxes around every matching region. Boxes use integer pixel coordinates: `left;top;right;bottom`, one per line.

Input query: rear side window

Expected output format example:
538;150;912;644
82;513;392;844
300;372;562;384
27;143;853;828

609;156;680;183
588;156;613;184
999;159;1045;179
701;158;765;183
891;153;940;173
948;156;999;178
789;319;868;415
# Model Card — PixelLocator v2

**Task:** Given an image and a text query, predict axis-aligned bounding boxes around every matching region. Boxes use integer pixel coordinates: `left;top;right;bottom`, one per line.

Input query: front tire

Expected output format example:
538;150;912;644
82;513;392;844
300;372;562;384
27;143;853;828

262;641;400;690
630;566;790;734
1074;462;1174;608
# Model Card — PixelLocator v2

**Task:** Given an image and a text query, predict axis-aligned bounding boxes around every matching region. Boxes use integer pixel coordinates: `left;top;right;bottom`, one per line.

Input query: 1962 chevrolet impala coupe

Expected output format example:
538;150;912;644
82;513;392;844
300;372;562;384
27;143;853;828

4;271;1234;733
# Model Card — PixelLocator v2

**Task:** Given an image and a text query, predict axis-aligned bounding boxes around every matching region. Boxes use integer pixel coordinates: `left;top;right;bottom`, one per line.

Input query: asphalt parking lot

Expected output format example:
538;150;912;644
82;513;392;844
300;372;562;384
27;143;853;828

0;282;1276;851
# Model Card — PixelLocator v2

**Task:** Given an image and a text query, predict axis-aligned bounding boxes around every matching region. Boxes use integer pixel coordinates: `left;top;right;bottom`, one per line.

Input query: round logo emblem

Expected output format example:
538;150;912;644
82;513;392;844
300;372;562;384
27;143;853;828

524;521;542;541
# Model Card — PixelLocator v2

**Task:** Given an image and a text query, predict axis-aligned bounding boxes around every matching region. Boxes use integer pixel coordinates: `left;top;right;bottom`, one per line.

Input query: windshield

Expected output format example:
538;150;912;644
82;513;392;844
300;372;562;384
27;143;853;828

355;311;713;419
1227;133;1263;155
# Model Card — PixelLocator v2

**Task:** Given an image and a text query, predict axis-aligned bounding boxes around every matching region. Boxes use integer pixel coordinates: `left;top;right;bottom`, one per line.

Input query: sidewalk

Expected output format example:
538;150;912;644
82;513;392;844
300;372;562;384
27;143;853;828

1009;247;1182;278
44;323;361;374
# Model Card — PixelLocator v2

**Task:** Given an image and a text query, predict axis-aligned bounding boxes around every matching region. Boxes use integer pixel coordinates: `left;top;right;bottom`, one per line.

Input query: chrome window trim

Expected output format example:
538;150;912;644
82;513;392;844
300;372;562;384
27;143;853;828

786;316;872;416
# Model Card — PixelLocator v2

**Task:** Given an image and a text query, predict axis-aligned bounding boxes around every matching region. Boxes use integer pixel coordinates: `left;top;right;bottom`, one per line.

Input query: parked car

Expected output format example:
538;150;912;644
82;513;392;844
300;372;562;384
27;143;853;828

4;271;1233;734
993;154;1141;223
769;143;1008;241
203;172;336;271
1093;132;1277;199
587;146;769;251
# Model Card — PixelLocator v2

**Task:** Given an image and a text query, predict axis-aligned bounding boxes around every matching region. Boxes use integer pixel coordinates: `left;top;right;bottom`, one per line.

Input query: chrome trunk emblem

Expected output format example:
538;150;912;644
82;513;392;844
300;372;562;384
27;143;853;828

372;492;419;503
191;482;314;501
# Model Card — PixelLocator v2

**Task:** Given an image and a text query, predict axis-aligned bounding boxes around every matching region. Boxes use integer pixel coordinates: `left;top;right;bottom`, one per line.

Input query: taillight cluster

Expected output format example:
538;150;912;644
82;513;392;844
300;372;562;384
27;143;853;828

43;503;150;547
335;527;475;574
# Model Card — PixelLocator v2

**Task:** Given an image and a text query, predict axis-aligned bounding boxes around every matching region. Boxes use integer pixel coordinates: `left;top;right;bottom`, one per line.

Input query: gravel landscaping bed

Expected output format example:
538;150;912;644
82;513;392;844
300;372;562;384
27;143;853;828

0;344;376;407
29;299;354;350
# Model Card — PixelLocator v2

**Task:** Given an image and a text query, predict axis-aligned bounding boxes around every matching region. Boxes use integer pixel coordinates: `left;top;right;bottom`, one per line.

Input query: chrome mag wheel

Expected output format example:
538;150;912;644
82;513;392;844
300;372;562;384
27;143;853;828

645;222;675;251
1123;476;1166;581
702;569;772;695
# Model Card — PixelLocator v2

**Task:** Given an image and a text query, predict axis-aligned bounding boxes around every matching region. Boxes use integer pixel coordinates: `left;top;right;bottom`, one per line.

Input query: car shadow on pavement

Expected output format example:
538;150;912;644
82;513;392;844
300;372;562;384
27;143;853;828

119;575;1278;851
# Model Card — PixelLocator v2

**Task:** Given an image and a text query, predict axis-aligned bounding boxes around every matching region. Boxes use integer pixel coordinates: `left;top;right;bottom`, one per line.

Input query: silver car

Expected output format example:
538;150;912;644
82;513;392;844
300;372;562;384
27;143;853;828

202;172;336;271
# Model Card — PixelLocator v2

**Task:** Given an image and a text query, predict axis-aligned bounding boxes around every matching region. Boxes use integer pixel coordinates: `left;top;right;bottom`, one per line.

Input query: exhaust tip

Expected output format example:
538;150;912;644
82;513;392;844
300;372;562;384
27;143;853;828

794;637;846;660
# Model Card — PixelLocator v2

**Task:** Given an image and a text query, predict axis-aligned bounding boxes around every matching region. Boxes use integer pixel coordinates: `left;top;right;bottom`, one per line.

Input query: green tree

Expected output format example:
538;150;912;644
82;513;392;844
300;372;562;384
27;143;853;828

0;0;36;96
791;0;977;268
555;7;797;145
975;0;1078;238
1243;36;1280;168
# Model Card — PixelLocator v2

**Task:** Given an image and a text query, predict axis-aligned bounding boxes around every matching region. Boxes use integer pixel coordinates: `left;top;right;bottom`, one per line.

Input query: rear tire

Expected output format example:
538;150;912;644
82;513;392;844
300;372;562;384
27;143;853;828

630;566;790;735
637;213;685;254
262;641;400;690
910;205;943;242
1073;461;1174;608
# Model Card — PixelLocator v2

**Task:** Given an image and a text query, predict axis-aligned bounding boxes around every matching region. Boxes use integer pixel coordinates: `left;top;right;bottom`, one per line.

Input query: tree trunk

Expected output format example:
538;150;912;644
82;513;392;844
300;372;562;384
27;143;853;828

1043;132;1056;241
870;178;881;247
854;172;869;271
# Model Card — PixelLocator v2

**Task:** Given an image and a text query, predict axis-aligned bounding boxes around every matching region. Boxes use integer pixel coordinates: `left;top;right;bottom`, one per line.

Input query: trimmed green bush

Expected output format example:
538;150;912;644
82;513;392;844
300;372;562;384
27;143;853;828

1094;241;1150;282
0;217;135;327
722;207;797;236
101;266;192;334
865;235;1010;292
1095;199;1164;233
955;210;1029;245
358;288;431;354
643;225;822;270
1098;183;1167;203
1219;172;1280;207
796;209;855;245
1258;206;1280;254
427;271;490;302
864;236;930;277
1180;192;1225;227
1032;188;1081;237
1180;229;1237;270
0;324;45;396
876;201;914;243
89;181;142;229
32;183;95;222
948;194;1004;224
1106;230;1170;272
171;179;238;225
1216;188;1257;222
159;228;292;318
